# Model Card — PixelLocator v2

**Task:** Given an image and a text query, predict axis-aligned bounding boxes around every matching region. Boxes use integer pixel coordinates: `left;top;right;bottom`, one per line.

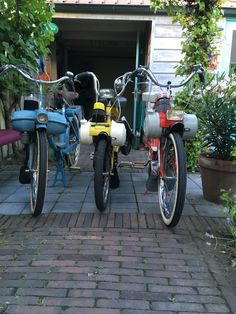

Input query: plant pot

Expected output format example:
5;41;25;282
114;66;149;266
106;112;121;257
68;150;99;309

199;153;236;204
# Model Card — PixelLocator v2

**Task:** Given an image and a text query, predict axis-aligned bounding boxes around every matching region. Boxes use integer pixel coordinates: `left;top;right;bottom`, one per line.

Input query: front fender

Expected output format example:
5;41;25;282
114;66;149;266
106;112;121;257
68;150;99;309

169;122;184;137
93;132;110;145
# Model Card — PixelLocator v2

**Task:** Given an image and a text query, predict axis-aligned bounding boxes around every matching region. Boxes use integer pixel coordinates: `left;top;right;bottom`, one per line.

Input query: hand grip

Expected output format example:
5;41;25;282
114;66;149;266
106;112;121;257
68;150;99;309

198;70;205;84
74;72;92;82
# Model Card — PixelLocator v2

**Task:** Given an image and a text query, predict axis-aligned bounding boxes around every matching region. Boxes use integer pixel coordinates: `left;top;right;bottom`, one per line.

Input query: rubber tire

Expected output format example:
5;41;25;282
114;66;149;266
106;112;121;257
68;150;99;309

94;139;110;212
29;129;48;217
120;140;132;156
65;115;80;168
158;132;186;227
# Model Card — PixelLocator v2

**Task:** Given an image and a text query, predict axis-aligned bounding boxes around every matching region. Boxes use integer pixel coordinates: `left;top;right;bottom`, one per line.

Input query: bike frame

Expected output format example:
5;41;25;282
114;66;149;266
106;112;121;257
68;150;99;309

47;107;81;155
146;108;185;177
0;64;81;214
89;102;120;168
116;64;203;227
78;72;133;212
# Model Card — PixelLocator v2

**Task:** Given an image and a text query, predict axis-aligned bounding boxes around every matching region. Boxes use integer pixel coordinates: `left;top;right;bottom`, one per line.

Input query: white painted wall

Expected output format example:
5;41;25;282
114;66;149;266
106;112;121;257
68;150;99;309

147;16;184;94
218;18;236;74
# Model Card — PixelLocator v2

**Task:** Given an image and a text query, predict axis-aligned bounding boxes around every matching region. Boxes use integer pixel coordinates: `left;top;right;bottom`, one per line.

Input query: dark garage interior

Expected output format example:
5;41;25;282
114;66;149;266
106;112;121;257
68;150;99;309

53;18;151;125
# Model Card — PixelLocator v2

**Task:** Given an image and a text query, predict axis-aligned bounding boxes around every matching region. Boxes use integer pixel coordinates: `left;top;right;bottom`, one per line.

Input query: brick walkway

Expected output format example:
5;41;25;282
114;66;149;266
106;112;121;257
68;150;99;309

0;146;236;313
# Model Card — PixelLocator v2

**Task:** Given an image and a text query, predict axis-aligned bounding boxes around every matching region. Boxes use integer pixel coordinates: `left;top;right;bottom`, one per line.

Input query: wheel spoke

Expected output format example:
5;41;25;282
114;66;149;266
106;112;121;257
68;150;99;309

94;139;110;211
158;132;186;227
29;129;48;216
65;115;80;168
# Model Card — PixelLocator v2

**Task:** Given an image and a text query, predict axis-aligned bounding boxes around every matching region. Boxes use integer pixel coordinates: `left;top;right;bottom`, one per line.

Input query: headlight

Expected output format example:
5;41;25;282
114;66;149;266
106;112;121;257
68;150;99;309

37;112;48;123
166;109;184;121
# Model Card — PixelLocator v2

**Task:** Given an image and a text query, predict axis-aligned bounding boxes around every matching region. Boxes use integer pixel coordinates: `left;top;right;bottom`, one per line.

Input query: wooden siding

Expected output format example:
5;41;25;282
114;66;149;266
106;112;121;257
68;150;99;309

48;0;236;8
149;16;183;88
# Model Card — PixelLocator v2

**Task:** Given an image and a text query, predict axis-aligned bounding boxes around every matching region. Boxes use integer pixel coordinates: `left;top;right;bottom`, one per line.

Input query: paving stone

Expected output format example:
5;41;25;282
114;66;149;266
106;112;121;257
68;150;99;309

138;202;159;213
0;149;235;314
194;204;225;217
6;305;60;314
111;202;138;212
4;192;29;203
0;203;27;215
110;207;137;213
152;301;205;312
21;202;55;214
65;309;120;314
96;299;149;310
81;203;103;213
57;192;85;203
111;193;136;203
53;202;82;213
182;203;198;216
44;193;61;202
136;193;158;203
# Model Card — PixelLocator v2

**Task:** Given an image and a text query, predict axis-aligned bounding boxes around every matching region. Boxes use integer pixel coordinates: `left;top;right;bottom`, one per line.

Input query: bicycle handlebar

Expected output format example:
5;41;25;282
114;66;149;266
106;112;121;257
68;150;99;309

74;71;100;101
129;64;204;88
74;71;93;82
0;64;73;86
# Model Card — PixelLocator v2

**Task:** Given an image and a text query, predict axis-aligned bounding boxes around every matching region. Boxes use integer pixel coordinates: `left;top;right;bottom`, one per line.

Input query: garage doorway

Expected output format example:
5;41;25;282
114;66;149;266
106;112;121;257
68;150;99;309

54;18;151;125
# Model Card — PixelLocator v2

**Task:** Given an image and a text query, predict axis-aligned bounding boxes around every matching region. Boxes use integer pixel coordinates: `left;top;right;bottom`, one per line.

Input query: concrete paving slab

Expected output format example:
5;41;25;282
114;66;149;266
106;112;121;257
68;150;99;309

0;168;225;217
0;202;27;215
53;202;82;213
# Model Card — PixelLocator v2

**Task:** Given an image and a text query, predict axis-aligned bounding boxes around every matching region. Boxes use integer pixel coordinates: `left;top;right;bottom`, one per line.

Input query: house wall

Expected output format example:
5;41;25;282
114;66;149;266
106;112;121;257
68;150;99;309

148;16;183;92
218;17;236;74
149;15;234;85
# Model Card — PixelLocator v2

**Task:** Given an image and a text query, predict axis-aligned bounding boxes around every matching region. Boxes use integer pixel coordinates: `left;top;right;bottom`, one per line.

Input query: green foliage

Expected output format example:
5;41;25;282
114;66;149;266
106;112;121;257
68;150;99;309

221;191;236;227
175;73;236;162
220;190;236;266
0;0;55;129
0;0;54;68
195;73;236;160
174;77;204;171
231;147;236;164
183;132;203;171
150;0;223;75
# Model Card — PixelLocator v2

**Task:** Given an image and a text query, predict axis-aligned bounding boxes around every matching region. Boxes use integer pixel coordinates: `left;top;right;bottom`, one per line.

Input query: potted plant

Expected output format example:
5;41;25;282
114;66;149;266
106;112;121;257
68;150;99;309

197;73;236;204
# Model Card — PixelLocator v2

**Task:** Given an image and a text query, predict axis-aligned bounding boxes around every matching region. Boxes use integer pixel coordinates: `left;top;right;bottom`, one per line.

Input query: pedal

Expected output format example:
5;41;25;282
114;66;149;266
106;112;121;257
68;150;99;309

119;161;146;169
54;142;67;148
70;166;81;171
133;162;147;169
19;166;30;184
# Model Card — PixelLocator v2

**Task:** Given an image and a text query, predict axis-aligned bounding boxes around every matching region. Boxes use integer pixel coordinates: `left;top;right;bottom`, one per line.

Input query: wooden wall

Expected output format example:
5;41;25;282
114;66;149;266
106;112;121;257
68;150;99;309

149;16;184;91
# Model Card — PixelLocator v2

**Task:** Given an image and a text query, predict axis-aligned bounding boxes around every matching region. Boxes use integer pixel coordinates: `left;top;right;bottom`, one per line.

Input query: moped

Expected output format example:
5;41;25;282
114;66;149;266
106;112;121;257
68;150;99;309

0;64;81;216
79;72;133;211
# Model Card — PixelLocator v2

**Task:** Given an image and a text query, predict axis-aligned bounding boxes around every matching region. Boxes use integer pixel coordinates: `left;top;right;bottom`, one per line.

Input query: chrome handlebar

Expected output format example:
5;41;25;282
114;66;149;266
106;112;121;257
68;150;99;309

114;64;204;96
0;64;73;86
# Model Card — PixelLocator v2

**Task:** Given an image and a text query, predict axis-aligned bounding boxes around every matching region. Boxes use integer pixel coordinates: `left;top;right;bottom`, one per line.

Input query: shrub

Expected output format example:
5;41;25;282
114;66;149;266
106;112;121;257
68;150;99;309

220;190;236;267
174;78;204;171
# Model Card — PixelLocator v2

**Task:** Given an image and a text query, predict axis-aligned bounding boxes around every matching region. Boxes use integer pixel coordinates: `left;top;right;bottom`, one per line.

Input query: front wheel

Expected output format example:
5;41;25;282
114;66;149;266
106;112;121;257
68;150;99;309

94;139;111;212
158;132;186;227
29;129;48;216
65;115;80;168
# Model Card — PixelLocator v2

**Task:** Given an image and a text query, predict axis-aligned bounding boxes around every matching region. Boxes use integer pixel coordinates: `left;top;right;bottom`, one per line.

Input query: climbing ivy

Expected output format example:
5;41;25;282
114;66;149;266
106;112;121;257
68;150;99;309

0;0;54;68
0;0;55;129
151;0;224;75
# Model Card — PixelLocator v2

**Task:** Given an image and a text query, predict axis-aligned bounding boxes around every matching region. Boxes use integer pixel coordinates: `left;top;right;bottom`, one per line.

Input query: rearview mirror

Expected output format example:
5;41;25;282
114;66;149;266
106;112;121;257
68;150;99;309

65;71;74;79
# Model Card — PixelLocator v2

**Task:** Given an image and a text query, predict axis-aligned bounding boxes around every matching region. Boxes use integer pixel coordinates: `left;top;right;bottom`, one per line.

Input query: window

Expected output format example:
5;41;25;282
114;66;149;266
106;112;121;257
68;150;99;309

230;30;236;73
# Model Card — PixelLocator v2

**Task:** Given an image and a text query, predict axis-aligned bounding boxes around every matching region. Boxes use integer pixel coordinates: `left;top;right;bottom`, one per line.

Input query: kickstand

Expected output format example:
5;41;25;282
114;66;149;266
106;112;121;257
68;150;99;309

52;153;68;187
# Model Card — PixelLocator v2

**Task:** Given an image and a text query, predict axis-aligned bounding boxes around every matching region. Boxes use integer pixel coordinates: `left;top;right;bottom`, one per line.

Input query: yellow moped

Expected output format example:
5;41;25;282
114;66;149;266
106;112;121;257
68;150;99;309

80;73;133;211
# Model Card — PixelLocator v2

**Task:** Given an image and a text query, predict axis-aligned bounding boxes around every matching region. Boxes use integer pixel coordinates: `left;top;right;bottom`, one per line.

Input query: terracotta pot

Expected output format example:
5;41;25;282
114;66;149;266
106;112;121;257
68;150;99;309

199;153;236;204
